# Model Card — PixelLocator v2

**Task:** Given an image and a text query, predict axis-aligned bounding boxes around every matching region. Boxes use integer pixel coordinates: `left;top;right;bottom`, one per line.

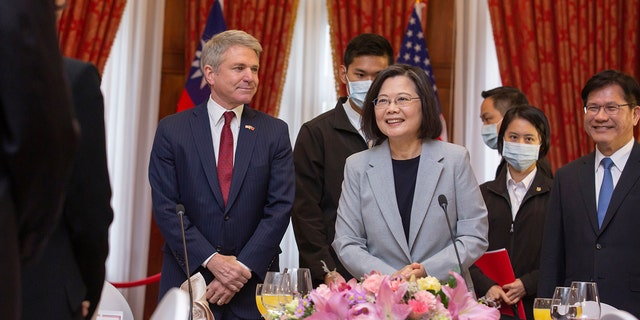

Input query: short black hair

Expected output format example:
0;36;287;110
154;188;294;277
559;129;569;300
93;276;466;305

343;33;394;68
581;69;640;107
481;86;529;115
497;105;551;159
361;64;442;144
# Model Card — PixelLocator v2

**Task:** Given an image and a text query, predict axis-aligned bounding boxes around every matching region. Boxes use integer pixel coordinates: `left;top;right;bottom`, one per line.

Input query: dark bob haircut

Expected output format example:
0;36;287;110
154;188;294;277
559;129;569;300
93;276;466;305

361;64;442;144
497;105;551;159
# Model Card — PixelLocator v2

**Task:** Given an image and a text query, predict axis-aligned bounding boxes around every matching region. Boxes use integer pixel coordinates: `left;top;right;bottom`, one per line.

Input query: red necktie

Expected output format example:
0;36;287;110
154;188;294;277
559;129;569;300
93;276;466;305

218;111;234;206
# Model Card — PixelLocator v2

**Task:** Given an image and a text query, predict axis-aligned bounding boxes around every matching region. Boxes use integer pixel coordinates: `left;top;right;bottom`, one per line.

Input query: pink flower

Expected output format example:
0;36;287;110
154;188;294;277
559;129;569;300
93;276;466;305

407;299;429;319
348;302;381;319
442;272;500;320
313;284;332;300
361;272;384;295
413;290;438;308
308;289;350;319
375;276;412;319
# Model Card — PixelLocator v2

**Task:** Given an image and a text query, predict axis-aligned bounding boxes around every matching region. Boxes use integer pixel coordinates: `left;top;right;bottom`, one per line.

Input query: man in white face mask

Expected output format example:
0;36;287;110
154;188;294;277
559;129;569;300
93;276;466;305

480;86;529;150
292;34;393;287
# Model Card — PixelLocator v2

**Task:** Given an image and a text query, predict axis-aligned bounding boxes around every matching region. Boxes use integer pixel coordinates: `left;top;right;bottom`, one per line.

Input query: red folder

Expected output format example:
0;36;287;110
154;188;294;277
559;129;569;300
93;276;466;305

474;248;526;319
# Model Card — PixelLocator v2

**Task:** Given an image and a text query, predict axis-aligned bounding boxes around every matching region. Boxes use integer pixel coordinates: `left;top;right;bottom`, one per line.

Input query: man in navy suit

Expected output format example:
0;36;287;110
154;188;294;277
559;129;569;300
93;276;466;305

538;70;640;317
149;30;294;319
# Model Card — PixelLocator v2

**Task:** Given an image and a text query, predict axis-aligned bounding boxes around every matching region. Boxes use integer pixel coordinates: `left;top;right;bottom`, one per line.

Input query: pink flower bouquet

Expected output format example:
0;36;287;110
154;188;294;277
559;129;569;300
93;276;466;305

274;271;499;320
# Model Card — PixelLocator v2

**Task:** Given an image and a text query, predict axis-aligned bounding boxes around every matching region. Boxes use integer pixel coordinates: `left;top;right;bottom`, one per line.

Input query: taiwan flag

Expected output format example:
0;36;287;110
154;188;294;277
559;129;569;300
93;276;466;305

397;2;448;141
176;1;227;112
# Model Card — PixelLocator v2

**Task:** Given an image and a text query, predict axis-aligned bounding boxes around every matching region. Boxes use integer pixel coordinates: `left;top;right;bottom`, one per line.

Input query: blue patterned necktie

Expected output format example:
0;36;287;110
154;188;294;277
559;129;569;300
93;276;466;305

597;158;614;228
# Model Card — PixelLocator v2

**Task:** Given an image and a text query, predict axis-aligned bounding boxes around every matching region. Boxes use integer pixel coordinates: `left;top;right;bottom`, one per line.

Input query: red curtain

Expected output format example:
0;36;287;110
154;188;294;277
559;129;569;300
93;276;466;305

488;0;640;170
224;0;299;116
58;0;127;73
326;0;419;97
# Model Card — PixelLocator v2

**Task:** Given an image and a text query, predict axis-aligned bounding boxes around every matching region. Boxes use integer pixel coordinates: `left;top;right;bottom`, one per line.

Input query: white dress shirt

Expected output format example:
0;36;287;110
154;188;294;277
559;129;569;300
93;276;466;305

594;138;633;209
506;166;537;220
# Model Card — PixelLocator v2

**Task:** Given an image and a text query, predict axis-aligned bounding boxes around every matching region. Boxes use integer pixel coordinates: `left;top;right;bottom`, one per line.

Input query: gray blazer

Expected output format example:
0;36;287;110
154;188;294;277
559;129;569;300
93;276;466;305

333;139;488;287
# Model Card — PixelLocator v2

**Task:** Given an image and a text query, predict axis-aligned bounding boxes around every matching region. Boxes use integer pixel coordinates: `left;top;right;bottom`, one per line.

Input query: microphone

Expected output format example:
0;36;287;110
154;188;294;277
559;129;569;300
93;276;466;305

438;194;464;279
177;204;193;320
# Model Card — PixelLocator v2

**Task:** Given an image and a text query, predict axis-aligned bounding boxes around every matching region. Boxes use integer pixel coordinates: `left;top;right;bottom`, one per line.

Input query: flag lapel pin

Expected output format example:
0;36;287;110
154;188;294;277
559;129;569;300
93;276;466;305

244;125;255;131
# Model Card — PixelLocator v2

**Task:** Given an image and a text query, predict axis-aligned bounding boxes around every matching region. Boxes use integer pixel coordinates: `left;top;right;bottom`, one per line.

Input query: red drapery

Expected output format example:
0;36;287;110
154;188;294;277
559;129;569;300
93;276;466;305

224;0;299;116
326;0;419;97
58;0;127;73
488;0;640;170
184;0;299;116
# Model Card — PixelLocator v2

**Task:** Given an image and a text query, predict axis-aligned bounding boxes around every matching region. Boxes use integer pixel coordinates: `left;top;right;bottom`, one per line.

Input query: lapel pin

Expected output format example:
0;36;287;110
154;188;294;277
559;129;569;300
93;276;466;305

244;125;255;131
536;186;541;192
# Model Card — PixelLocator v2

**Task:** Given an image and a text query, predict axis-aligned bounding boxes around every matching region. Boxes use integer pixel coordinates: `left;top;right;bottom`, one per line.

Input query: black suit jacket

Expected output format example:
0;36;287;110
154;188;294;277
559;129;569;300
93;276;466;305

539;142;640;317
291;98;366;286
0;1;77;318
21;58;113;320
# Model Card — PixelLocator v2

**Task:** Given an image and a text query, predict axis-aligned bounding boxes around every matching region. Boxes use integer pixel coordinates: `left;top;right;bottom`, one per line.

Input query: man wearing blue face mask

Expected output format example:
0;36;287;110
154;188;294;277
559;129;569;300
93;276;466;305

479;86;553;179
470;105;553;320
292;33;394;287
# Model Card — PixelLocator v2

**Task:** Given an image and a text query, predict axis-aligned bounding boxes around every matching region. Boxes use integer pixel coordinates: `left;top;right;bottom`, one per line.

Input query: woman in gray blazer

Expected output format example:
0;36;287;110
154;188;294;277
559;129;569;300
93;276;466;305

332;64;489;287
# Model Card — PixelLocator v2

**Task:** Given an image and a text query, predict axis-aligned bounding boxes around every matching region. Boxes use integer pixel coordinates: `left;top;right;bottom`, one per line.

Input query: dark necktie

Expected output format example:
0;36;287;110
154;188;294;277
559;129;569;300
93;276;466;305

218;111;235;206
597;157;614;228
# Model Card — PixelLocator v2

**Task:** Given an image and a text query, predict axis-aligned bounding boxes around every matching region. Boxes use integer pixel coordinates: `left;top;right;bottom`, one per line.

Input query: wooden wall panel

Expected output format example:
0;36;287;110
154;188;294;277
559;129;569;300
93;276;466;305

144;1;454;317
425;0;455;140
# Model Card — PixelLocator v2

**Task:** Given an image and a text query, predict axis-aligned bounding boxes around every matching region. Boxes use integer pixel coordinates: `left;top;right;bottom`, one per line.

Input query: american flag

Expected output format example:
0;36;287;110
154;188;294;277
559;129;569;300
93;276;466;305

177;0;227;112
396;6;441;109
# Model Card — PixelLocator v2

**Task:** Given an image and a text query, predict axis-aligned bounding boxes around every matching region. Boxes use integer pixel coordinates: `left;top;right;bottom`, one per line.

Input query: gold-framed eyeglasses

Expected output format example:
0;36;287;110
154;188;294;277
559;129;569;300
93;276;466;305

583;103;633;115
373;94;420;108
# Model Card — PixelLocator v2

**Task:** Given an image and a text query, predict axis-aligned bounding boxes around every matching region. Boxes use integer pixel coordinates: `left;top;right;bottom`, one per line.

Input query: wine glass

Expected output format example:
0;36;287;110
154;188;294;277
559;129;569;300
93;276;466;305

255;283;268;318
569;281;600;320
551;286;577;320
533;298;553;320
282;268;313;300
261;271;289;319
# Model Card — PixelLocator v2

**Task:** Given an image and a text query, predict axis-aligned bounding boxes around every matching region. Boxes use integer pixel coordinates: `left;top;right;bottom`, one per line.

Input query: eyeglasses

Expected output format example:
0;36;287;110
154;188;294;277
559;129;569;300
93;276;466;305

373;94;420;108
583;103;633;115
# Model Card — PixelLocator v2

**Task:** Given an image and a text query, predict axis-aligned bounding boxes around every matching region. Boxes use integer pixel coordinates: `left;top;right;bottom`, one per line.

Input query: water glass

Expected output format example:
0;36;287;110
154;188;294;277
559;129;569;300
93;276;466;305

282;268;313;299
551;286;577;320
569;281;600;320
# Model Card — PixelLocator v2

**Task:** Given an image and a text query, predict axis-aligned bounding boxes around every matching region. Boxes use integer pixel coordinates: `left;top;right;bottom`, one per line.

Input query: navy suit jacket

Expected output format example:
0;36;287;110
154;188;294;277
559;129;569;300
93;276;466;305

539;142;640;317
149;102;294;319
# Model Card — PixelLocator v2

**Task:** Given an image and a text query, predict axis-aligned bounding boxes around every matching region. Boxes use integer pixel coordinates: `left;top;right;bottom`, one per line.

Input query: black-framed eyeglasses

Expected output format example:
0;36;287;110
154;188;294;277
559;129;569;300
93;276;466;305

583;103;633;115
373;94;420;108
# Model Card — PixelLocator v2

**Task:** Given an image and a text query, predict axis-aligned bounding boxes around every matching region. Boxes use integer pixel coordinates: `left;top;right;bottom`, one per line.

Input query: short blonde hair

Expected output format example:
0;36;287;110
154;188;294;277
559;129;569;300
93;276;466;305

200;30;262;72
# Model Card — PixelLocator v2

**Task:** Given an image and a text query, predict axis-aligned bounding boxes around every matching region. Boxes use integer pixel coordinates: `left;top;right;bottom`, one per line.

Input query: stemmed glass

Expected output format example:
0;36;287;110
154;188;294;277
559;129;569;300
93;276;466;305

569;281;600;320
255;283;268;318
261;271;289;319
282;268;313;300
551;286;577;320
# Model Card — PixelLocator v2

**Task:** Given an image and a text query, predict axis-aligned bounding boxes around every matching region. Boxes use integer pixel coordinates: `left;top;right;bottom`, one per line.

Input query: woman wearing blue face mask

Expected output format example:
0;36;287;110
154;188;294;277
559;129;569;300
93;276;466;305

469;105;553;320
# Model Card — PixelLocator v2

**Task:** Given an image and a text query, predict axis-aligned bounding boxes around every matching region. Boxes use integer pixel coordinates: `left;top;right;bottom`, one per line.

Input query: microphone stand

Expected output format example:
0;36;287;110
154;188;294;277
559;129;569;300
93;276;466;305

438;195;464;279
177;205;193;320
